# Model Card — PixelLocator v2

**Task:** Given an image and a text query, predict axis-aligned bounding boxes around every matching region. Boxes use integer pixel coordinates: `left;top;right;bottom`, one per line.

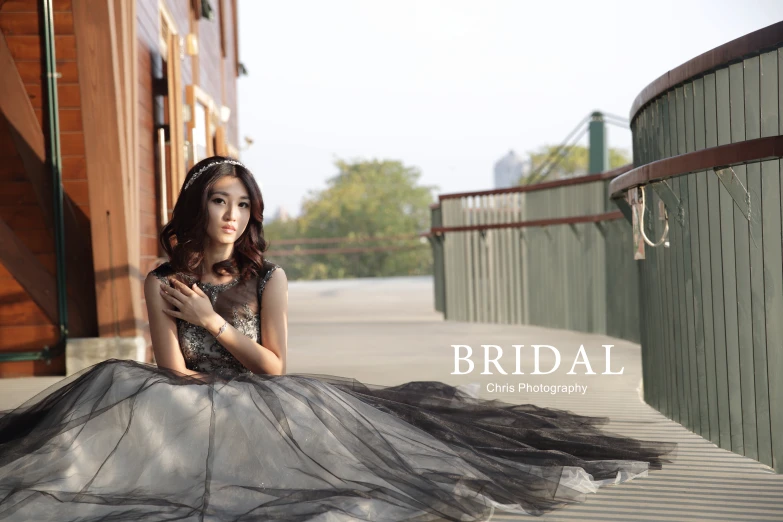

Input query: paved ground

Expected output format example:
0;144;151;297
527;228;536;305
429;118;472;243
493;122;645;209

2;275;782;521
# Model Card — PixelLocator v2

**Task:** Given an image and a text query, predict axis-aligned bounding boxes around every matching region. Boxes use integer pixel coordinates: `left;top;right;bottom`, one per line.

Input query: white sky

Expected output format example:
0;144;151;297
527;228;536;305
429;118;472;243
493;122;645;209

237;0;782;219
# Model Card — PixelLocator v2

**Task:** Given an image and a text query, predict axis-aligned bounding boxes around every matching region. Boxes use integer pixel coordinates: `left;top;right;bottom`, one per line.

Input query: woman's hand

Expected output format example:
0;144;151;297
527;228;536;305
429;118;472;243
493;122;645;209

159;279;218;329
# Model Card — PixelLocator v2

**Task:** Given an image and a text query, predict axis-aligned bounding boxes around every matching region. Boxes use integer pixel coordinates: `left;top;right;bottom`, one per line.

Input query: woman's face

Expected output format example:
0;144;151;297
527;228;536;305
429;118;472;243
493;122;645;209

205;175;251;246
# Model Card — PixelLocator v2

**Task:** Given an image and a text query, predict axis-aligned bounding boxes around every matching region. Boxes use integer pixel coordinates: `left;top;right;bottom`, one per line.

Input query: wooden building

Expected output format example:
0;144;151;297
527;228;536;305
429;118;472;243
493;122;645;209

0;0;242;377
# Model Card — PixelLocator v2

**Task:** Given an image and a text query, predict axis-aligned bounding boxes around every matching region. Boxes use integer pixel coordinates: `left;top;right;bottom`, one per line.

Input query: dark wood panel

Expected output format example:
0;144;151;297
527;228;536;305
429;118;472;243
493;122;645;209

1;24;97;344
0;356;65;378
56;82;80;107
0;11;73;34
0;0;72;12
5;34;75;60
17;227;54;254
62;179;88;205
59;131;84;155
2;180;39;205
0;296;51;325
0;253;55;278
0;158;25;180
59;107;82;130
33;107;82;131
0;325;58;350
0;205;47;229
15;60;77;83
24;82;80;108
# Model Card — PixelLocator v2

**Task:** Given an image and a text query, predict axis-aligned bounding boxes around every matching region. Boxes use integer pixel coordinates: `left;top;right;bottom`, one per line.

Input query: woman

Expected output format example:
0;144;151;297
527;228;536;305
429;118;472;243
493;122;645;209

0;156;676;521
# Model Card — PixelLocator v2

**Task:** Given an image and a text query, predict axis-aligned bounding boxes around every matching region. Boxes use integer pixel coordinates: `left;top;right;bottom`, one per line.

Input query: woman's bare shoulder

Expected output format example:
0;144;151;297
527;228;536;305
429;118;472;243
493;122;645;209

147;261;175;284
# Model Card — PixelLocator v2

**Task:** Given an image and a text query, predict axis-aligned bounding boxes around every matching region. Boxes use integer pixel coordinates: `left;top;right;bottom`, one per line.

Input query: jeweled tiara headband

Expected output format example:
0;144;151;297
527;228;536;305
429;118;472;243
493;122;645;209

182;159;246;192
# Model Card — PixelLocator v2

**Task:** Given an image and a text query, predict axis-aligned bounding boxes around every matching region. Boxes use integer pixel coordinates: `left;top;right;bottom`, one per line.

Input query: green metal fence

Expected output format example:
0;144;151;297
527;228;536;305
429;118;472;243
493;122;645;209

430;167;640;342
611;25;783;472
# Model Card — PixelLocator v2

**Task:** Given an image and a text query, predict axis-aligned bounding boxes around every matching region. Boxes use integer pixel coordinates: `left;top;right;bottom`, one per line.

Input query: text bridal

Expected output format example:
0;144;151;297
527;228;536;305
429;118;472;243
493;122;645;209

451;344;625;375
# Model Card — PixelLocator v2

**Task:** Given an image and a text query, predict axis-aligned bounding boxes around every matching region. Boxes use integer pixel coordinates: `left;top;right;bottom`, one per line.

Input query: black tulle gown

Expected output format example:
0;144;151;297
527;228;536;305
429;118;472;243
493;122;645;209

0;261;677;521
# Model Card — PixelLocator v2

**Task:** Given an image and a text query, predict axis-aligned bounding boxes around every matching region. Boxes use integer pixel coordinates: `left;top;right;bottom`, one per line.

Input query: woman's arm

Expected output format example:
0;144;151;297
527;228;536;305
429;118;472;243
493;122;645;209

144;272;209;381
202;268;288;375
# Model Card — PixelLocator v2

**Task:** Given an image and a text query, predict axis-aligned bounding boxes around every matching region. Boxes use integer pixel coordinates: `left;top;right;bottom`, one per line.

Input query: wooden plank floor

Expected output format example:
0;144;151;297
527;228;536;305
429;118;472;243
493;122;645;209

1;275;781;521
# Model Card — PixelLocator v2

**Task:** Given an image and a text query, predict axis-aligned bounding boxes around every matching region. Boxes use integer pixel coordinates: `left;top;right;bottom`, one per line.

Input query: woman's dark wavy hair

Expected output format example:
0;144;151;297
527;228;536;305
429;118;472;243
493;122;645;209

159;155;268;283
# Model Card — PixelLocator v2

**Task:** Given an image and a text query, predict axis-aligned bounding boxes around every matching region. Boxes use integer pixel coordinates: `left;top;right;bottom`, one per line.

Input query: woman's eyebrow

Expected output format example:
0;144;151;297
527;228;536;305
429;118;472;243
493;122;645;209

210;190;250;200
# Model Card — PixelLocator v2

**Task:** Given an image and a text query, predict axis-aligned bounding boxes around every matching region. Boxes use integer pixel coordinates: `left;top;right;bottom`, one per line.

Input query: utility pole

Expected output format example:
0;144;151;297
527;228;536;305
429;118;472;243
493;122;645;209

588;111;608;174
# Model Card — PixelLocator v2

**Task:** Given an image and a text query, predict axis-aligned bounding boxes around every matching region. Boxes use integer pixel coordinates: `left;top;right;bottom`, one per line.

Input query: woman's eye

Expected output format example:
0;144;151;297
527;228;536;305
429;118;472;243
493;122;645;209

211;198;249;208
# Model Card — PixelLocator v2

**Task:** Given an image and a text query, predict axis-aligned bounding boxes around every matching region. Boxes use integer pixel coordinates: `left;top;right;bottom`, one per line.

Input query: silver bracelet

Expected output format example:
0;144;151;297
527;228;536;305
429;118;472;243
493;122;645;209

214;320;229;339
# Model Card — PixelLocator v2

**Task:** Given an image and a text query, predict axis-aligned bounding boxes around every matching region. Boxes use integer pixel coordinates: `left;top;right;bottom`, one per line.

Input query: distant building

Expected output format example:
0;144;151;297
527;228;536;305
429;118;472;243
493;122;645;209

493;150;531;188
272;206;291;223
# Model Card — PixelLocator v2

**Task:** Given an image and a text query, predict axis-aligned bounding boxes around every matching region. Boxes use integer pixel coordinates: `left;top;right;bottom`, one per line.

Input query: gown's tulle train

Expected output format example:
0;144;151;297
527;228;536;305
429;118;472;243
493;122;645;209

0;359;677;521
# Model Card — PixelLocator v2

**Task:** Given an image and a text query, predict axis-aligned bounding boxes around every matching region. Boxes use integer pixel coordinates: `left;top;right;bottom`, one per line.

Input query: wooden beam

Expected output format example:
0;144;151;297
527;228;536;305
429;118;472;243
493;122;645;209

169;33;185;195
73;0;141;338
0;216;87;335
128;0;139;276
0;30;96;337
112;0;140;283
0;31;52;229
232;0;239;77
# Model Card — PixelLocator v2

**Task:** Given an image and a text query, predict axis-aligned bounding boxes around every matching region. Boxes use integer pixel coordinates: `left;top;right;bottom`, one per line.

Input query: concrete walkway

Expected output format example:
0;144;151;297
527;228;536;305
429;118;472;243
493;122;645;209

2;275;781;521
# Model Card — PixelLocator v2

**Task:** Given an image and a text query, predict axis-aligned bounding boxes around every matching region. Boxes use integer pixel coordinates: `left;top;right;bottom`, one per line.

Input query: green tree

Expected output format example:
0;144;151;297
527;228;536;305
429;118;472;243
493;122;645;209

520;145;631;186
263;159;439;280
609;148;632;169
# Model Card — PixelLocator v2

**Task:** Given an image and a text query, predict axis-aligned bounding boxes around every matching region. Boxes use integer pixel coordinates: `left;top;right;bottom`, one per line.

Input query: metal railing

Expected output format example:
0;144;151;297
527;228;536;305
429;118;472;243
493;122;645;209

430;165;640;342
611;22;783;473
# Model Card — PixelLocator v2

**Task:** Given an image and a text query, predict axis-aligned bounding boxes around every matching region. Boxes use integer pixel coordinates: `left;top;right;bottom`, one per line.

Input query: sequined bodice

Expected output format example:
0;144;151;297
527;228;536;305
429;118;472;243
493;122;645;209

149;260;280;374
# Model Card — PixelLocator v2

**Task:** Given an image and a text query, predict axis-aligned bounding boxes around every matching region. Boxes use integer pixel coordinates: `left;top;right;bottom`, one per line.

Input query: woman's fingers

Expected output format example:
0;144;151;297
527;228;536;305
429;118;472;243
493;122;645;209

160;284;183;306
171;279;194;296
161;308;182;319
159;280;183;300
